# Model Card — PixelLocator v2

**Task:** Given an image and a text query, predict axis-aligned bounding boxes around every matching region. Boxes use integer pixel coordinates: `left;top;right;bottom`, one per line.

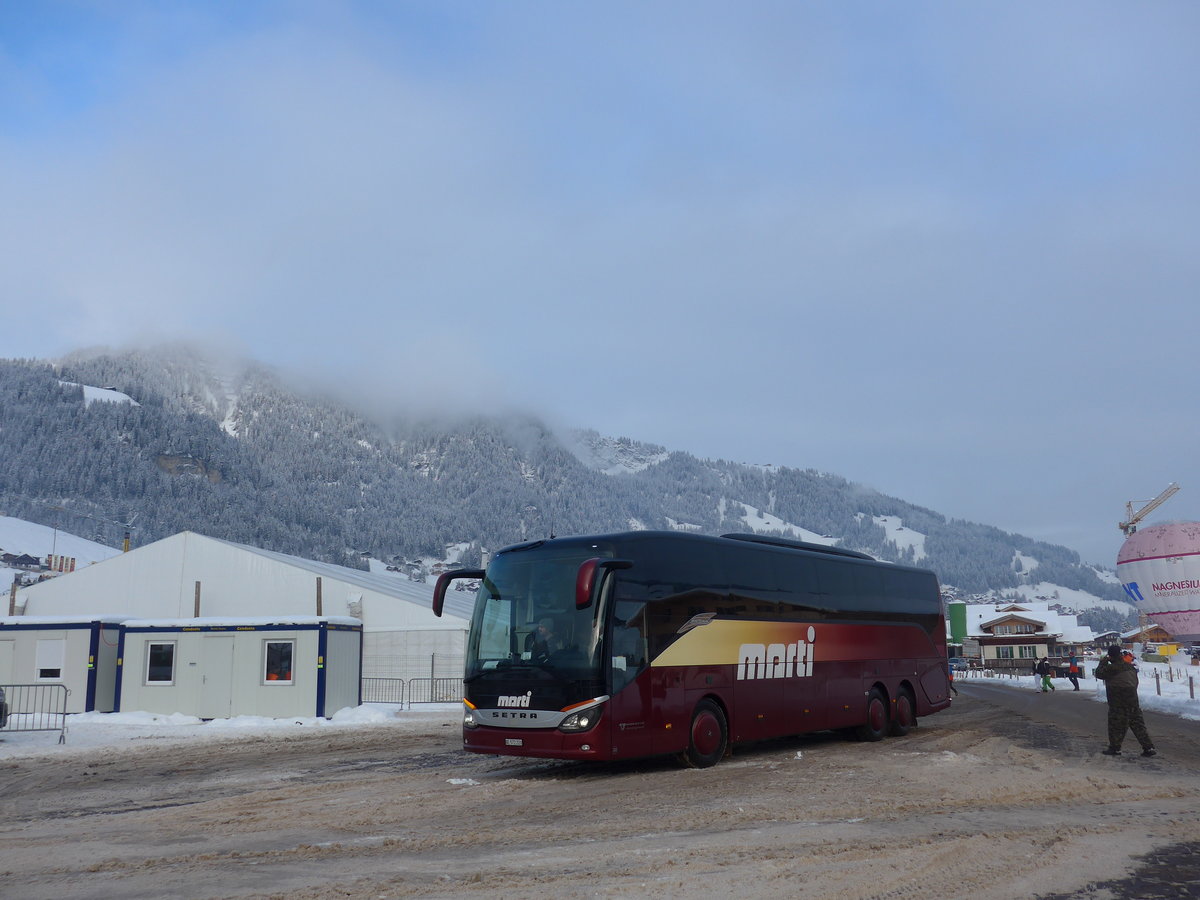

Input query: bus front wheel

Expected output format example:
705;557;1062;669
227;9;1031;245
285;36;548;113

855;687;889;741
680;699;728;768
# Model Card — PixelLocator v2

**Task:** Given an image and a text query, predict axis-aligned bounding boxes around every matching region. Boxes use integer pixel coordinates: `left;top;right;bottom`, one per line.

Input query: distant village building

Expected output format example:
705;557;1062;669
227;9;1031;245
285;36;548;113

1;553;43;571
1120;623;1174;649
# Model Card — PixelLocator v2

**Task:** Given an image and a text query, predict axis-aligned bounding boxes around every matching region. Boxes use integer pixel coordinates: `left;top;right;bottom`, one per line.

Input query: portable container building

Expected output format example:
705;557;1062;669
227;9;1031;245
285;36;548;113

0;616;127;712
115;616;362;719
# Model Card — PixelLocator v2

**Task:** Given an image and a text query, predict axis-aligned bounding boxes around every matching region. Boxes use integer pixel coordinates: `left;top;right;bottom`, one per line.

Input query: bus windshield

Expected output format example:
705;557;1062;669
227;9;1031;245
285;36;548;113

465;545;612;681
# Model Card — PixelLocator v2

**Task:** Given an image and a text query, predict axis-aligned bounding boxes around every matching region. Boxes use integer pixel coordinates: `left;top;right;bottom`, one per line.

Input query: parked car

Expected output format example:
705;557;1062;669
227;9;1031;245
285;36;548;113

947;657;970;672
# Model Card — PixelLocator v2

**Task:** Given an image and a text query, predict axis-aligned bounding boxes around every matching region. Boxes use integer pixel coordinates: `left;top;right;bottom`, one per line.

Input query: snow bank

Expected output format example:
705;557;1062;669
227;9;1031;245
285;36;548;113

0;703;460;759
962;655;1200;722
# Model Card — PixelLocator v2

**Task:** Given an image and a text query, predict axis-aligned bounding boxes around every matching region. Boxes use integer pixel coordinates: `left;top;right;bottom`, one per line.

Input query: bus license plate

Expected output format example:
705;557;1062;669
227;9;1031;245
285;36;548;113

505;738;523;746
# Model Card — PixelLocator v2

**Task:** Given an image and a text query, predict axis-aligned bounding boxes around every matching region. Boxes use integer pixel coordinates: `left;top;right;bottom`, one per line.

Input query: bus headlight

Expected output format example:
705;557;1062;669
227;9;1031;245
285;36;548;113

558;704;602;733
463;702;478;729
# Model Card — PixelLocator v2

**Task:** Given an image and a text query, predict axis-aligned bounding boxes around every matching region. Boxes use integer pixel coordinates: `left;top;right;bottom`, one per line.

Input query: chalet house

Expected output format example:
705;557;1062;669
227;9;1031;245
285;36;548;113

963;601;1096;667
1120;623;1174;648
1;553;43;571
976;608;1053;662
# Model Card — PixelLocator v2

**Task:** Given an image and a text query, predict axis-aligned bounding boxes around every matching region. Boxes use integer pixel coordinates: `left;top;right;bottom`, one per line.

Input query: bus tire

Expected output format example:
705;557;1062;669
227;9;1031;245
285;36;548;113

855;687;889;742
889;687;916;737
680;699;728;768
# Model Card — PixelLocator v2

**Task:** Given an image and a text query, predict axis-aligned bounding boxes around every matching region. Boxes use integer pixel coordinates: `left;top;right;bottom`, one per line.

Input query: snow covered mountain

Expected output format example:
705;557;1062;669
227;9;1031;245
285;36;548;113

0;345;1133;630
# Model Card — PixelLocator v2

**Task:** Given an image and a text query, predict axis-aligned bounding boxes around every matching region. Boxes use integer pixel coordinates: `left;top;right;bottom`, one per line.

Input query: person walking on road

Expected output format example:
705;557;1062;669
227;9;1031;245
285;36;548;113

1034;656;1055;692
1094;645;1156;757
1066;653;1081;691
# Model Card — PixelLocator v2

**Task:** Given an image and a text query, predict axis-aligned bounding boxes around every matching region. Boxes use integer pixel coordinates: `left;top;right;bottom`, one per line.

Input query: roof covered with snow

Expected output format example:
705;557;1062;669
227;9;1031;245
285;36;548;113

960;600;1096;643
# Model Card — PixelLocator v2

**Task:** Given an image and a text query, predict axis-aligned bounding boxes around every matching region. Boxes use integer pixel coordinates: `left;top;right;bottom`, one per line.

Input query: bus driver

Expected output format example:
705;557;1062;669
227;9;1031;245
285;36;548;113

525;618;559;661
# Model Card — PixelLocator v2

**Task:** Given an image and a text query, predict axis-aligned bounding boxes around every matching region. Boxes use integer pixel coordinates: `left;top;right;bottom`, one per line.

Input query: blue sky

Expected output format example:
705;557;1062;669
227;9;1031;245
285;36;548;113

2;1;1198;566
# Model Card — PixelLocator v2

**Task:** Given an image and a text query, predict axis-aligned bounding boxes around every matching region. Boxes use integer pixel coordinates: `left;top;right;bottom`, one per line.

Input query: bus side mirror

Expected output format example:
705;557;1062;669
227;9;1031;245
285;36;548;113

576;558;632;610
432;569;486;617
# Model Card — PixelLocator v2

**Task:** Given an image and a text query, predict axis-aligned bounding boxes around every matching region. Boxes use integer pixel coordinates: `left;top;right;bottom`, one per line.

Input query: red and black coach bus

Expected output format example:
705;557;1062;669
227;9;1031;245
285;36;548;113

432;531;951;767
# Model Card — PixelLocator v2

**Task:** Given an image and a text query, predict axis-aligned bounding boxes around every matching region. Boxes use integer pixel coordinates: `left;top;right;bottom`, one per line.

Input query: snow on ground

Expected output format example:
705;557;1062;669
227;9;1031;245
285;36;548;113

958;653;1200;722
59;381;140;408
0;703;461;760
5;656;1199;760
734;501;837;546
1012;549;1039;573
874;515;927;561
0;516;123;566
0;516;124;591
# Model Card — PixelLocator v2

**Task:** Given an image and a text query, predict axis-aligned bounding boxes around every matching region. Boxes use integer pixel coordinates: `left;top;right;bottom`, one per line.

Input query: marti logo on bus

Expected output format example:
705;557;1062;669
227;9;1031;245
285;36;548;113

497;691;533;708
736;625;817;680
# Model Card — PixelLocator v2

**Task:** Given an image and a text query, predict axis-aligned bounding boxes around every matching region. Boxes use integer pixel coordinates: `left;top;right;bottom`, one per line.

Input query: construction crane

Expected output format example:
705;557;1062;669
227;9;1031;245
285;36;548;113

1119;482;1180;535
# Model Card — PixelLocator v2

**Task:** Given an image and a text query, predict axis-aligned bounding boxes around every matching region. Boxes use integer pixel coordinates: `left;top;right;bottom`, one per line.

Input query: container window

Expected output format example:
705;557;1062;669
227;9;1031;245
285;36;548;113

264;641;294;684
146;642;176;684
35;638;65;680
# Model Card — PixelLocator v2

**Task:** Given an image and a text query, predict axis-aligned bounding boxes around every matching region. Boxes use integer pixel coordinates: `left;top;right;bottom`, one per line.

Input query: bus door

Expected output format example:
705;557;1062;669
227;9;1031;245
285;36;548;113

732;642;783;741
606;599;653;758
784;655;828;733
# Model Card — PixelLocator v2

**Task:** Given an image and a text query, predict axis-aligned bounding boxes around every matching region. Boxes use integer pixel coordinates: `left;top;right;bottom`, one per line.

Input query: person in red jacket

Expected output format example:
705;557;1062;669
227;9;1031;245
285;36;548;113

1066;653;1081;691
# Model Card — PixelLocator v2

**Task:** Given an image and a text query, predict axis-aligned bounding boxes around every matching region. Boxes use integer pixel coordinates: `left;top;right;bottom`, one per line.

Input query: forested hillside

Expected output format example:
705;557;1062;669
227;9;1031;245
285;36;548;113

0;347;1130;622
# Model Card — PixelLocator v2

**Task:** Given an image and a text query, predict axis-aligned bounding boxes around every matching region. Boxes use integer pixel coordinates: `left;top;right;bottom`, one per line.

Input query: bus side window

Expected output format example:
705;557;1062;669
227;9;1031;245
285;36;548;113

818;560;858;610
853;566;885;610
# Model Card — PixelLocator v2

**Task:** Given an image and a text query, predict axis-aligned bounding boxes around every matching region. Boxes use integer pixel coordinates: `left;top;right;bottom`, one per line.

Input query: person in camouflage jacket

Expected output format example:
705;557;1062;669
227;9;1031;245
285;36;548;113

1094;645;1156;757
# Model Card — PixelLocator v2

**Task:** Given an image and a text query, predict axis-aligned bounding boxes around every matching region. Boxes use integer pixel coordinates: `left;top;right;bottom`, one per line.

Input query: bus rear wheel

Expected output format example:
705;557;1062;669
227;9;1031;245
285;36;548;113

855;687;889;741
889;687;916;737
680;699;728;768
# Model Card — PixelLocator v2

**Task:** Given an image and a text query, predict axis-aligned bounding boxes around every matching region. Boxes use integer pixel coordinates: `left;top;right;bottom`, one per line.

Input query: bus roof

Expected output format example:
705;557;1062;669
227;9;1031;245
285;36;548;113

493;531;935;578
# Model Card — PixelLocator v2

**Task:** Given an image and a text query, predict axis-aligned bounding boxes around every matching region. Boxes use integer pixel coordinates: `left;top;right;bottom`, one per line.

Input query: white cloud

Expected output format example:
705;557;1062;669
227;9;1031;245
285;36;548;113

2;2;1198;566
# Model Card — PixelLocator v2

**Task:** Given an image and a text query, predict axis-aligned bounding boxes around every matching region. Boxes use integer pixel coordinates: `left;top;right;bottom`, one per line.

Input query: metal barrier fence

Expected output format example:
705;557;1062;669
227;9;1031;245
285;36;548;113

408;676;463;704
361;677;463;708
974;658;1090;679
0;683;69;744
362;677;406;705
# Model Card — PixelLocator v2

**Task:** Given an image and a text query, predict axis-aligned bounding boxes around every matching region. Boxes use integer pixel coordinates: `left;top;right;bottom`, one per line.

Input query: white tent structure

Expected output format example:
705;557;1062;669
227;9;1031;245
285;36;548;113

13;532;473;682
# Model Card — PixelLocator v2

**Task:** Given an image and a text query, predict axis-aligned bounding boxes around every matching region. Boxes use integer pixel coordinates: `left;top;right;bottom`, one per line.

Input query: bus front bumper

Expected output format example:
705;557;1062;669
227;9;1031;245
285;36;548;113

463;724;611;761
